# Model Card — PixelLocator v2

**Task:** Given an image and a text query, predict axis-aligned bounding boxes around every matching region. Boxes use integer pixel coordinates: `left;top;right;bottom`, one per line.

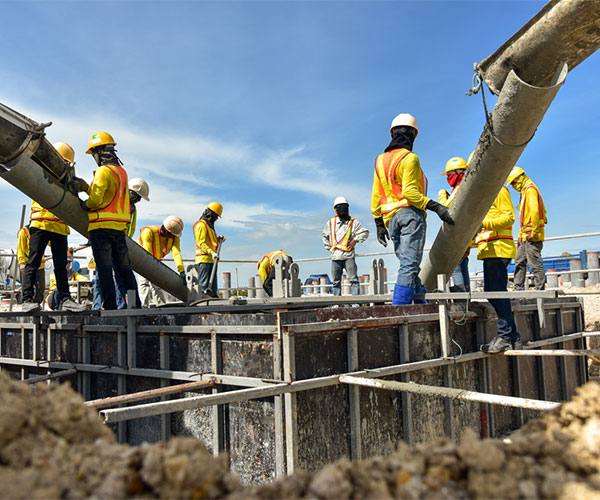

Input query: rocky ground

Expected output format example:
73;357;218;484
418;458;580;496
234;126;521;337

1;372;600;499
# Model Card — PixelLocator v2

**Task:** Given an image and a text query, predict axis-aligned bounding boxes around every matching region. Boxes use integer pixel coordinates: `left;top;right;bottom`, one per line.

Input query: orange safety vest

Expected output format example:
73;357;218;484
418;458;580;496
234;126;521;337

138;225;173;260
329;216;355;252
30;205;64;224
258;251;288;272
88;165;131;225
519;184;547;229
375;149;428;215
194;219;218;257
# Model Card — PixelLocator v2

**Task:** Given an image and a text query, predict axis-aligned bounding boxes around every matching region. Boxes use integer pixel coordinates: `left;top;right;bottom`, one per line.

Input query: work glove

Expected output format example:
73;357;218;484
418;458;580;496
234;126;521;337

70;176;89;194
19;264;25;273
179;271;186;281
426;200;455;225
374;217;389;247
211;252;219;261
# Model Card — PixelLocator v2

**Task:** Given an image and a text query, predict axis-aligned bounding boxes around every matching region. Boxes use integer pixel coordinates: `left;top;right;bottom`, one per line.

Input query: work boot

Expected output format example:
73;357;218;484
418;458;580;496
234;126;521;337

21;300;40;313
59;298;88;312
481;336;512;353
511;338;524;350
392;285;414;305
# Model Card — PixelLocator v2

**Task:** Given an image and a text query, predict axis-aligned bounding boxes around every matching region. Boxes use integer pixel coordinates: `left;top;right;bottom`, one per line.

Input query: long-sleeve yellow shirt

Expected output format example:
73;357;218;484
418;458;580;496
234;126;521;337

194;220;219;264
476;186;516;260
514;176;546;242
85;166;129;232
138;226;184;272
371;151;430;226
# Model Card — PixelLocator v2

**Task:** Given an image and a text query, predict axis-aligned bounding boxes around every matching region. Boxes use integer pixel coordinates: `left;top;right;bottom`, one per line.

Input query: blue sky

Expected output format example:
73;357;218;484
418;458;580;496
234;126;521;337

1;0;599;285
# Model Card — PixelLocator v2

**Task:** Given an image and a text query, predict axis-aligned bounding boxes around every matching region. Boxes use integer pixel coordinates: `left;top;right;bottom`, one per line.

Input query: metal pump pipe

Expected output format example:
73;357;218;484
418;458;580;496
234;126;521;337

419;63;568;292
0;103;189;302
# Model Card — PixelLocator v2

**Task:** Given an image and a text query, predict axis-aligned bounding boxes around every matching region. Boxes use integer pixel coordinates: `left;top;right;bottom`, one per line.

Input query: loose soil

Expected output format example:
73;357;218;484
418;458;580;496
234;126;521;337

1;373;600;499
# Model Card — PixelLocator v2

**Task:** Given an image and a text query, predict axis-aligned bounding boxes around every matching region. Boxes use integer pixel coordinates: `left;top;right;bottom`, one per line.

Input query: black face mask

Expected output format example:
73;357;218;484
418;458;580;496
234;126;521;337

385;126;416;152
335;204;350;221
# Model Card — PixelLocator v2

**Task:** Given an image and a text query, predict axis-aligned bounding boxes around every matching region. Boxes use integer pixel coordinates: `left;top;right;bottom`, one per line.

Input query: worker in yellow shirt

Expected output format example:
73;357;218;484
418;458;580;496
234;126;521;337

21;142;86;313
507;166;548;290
137;216;185;307
194;202;225;297
46;256;88;310
257;250;293;297
371;113;454;305
17;225;45;304
76;131;140;310
476;185;521;353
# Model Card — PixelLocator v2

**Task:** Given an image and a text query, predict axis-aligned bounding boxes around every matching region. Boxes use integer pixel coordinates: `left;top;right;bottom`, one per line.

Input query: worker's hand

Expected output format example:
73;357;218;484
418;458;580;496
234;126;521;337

19;264;25;273
179;271;186;281
426;200;455;225
517;237;522;249
525;233;533;242
218;235;226;243
211;252;219;261
79;198;89;212
70;176;89;194
438;189;449;202
374;217;389;247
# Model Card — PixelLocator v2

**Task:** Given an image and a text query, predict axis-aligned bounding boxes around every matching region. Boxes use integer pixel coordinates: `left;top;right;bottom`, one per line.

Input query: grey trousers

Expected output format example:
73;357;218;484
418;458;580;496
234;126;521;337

514;240;545;290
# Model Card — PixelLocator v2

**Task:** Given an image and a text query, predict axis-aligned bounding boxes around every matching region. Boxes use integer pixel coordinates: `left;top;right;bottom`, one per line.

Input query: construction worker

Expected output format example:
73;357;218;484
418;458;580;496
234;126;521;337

257;250;293;297
137;216;185;307
507;166;548;290
371;113;454;305
46;254;88;310
17;225;45;304
91;177;149;310
477;185;522;353
77;131;140;310
322;196;369;296
439;157;471;292
194;202;225;297
20;142;86;312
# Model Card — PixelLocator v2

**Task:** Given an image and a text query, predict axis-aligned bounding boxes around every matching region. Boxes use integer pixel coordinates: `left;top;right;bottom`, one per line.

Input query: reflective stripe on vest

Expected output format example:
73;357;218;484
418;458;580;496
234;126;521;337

375;149;428;215
519;184;547;229
88;165;130;224
475;227;514;244
194;219;218;256
138;225;173;260
30;205;62;224
258;251;287;272
329;217;355;252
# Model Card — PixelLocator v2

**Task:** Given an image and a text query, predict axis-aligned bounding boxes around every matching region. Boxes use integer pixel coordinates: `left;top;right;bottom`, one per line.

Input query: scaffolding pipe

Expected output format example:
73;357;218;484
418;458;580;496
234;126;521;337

420;64;567;292
0;103;189;302
25;368;77;384
339;376;560;411
477;0;600;95
504;349;600;357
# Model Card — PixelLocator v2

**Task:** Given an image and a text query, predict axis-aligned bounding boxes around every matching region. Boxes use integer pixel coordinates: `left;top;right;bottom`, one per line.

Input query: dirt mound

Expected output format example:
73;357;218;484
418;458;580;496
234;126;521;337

1;372;600;499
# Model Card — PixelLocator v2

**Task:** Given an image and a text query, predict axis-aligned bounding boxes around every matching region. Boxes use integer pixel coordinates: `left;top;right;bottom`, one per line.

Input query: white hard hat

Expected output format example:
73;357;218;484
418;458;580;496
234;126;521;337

129;178;150;201
333;196;349;208
162;215;184;238
390;113;418;136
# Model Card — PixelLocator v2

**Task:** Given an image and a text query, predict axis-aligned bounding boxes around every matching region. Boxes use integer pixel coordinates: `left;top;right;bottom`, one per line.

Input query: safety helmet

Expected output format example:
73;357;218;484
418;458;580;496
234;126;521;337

86;131;116;154
129;178;150;201
162;215;184;238
333;196;349;208
390;113;418;137
442;157;467;176
73;260;81;273
506;166;526;185
53;142;75;164
207;201;223;217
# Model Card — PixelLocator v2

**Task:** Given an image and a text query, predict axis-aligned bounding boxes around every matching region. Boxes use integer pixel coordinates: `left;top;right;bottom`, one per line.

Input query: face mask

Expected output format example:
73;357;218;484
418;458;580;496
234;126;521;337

335;204;350;220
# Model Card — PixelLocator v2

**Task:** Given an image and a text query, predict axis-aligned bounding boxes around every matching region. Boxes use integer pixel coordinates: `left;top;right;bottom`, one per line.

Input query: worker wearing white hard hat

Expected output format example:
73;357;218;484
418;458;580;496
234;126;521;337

322;197;369;296
137;216;185;307
371;113;454;305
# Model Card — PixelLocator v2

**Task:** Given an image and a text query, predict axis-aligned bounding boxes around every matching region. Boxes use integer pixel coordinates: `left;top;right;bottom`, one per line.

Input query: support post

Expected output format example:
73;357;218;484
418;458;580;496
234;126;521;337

575;304;588;386
45;325;54;384
273;326;285;477
437;274;454;440
347;327;362;461
247;277;256;298
20;326;28;381
570;258;584;288
222;272;231;299
398;324;413;444
282;328;298;474
475;318;492;438
556;310;569;401
378;260;386;295
369;259;378;295
81;325;91;400
117;329;127;443
588;252;599;286
159;332;171;441
126;290;136;368
211;331;225;456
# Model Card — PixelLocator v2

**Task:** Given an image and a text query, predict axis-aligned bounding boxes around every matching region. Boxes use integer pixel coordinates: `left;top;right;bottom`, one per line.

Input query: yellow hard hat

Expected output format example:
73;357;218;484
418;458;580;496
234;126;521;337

507;166;525;184
207;201;223;217
53;142;75;164
162;215;184;238
86;131;116;154
390;113;418;137
442;157;467;176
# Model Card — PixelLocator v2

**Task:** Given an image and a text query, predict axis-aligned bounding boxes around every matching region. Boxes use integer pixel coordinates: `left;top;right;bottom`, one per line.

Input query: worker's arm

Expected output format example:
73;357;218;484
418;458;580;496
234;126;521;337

524;188;542;240
127;209;137;239
400;155;430;210
322;222;331;251
171;238;185;272
371;168;382;219
138;228;155;254
482;187;515;231
85;167;114;210
438;189;449;206
257;257;269;283
351;219;369;243
17;230;28;265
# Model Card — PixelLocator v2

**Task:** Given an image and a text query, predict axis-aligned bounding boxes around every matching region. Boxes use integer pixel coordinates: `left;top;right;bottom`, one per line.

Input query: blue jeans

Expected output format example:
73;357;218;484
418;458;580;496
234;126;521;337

331;258;360;296
389;207;426;288
483;257;519;342
92;275;127;310
451;257;470;290
197;262;218;294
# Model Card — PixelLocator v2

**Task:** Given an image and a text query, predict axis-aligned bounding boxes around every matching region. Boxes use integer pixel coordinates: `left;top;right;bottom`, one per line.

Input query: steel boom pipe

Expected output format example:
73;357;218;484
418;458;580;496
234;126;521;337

419;64;567;292
0;104;189;301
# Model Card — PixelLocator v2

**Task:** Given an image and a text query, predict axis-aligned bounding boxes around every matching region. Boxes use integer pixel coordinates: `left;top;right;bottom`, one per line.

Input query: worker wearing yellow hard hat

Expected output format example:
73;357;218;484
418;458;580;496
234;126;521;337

506;166;548;290
257;250;293;297
75;131;140;309
193;202;225;297
21;142;86;313
371;113;454;305
438;157;471;294
137;216;185;307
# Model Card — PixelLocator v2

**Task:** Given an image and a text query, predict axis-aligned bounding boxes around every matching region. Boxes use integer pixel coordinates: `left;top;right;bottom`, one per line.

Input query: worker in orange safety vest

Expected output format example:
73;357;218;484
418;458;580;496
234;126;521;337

322;196;369;296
